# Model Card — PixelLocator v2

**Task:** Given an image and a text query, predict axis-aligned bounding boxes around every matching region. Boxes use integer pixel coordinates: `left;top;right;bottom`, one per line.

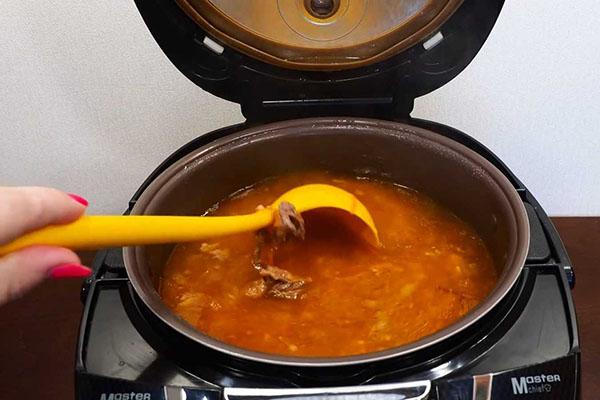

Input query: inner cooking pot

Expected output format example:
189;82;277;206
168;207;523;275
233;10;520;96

124;117;529;367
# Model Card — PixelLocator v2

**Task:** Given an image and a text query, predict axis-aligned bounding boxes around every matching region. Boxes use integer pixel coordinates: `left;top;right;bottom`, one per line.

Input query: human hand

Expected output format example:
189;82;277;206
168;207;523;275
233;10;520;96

0;187;92;305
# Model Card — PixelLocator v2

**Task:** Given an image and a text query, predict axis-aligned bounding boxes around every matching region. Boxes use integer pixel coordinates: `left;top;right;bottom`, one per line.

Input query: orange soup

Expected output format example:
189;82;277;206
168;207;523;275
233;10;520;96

159;172;497;357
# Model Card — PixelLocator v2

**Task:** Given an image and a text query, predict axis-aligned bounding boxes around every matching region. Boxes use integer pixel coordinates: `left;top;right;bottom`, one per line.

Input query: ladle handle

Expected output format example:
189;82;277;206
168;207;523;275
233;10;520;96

0;212;274;256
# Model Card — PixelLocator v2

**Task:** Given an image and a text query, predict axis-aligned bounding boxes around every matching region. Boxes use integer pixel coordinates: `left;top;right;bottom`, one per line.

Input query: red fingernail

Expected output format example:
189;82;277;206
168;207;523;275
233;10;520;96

49;264;92;279
68;193;88;207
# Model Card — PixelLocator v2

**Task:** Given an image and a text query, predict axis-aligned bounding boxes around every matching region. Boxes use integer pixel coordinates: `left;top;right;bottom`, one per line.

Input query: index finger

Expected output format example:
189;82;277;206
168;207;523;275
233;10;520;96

0;187;87;245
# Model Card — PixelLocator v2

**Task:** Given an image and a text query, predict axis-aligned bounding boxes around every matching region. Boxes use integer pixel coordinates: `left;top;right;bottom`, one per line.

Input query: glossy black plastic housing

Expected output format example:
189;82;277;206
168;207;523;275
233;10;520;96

133;0;504;119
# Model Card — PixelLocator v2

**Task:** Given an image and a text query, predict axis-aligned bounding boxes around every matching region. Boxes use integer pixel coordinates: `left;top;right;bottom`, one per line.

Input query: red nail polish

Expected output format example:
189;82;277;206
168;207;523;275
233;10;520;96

49;264;92;279
68;193;89;207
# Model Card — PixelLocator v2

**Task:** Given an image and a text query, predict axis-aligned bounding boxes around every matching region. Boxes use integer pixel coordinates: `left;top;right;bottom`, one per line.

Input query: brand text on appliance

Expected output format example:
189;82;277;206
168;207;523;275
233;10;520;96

511;374;561;395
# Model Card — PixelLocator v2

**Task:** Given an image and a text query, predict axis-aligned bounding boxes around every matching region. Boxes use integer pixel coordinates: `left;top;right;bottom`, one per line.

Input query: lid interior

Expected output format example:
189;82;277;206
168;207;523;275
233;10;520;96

175;0;464;70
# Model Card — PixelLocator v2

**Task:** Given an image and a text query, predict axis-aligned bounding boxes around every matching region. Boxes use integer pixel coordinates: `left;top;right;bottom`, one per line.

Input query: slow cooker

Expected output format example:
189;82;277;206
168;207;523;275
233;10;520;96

75;0;581;399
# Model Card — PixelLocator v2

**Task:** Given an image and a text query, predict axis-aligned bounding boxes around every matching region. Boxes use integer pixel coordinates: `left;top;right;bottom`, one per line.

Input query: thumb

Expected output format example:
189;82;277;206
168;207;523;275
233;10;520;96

0;246;90;305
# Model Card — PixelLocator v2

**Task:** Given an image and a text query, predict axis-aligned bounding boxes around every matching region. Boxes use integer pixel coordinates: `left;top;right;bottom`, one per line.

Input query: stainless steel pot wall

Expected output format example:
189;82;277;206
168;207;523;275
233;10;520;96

124;118;530;367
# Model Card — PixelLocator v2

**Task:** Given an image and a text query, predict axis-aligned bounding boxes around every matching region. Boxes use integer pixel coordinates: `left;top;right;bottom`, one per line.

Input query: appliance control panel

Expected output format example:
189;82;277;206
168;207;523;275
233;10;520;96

222;382;430;400
76;355;577;400
77;380;429;400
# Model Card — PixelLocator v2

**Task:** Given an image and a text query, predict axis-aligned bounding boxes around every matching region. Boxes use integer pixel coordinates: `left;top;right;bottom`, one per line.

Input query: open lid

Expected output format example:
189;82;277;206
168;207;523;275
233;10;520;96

173;0;464;71
135;0;504;119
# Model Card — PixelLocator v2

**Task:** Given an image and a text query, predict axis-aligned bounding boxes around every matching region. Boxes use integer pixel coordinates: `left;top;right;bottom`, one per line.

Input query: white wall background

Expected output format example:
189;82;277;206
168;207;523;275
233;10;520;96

1;1;599;216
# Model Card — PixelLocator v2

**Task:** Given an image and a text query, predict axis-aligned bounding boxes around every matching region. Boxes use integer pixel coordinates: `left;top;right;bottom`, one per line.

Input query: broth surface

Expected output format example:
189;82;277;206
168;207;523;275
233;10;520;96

160;172;497;357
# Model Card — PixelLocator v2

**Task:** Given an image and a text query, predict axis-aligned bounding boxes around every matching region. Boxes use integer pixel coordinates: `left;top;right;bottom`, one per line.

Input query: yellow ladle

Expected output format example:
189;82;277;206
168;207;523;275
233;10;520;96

0;184;380;256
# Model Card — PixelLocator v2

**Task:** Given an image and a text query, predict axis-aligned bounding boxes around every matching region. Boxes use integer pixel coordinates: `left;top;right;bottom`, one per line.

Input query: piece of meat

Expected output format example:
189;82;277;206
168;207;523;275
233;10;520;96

246;202;311;300
258;265;304;282
249;261;311;300
269;280;309;300
259;265;311;300
275;201;305;240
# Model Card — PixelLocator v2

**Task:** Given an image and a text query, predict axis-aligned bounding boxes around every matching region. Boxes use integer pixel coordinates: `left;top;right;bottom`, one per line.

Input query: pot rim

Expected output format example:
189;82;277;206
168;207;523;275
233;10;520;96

124;117;530;367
